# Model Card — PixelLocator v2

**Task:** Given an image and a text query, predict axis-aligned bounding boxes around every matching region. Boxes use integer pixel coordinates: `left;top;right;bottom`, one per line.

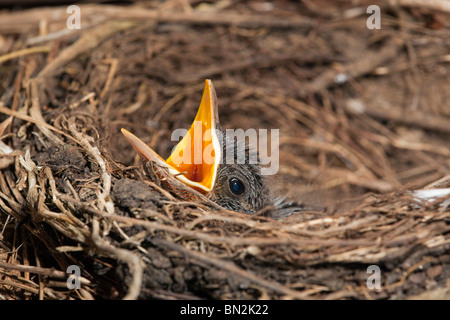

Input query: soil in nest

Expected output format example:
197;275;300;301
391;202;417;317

0;1;449;300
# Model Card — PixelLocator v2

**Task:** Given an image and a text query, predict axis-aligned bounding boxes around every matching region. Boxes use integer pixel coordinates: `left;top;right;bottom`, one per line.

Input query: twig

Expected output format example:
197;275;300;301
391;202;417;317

0;103;70;145
389;0;450;13
90;218;144;300
0;261;91;285
100;59;119;99
425;175;450;189
0;4;313;34
344;102;450;135
25;28;80;46
29;80;65;146
0;279;42;297
67;120;114;215
0;46;50;64
36;20;137;79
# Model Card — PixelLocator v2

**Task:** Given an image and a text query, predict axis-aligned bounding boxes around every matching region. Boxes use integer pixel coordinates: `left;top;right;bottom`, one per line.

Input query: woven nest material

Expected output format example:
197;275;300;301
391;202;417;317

1;1;450;300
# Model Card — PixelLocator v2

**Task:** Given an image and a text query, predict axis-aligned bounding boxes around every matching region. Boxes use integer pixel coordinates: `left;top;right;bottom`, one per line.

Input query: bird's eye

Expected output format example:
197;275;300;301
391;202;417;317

229;178;245;196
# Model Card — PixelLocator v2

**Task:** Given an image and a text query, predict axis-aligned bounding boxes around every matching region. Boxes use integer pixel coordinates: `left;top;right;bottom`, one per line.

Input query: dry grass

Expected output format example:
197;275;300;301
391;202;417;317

0;0;449;300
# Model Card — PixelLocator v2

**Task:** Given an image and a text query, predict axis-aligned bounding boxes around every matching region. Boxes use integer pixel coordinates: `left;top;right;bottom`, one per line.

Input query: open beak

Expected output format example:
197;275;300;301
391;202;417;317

121;79;221;193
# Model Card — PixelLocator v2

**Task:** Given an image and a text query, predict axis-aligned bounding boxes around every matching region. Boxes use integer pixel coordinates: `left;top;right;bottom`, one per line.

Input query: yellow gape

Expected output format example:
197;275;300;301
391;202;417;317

121;79;222;193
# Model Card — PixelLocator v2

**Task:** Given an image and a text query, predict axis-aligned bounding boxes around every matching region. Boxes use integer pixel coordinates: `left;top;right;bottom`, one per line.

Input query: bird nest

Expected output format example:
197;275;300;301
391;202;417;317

1;1;450;300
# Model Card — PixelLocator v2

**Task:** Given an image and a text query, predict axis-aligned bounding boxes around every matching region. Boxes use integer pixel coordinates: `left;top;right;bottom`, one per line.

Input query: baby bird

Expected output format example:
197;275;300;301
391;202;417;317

209;129;270;213
122;80;284;214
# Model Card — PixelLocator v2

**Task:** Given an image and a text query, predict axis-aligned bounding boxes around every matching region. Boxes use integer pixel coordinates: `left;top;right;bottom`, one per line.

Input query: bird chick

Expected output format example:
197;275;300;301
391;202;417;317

122;80;293;215
209;130;271;213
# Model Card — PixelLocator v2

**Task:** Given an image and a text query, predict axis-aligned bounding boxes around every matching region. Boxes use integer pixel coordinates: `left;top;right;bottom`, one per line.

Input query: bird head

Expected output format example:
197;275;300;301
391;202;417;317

121;80;271;214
